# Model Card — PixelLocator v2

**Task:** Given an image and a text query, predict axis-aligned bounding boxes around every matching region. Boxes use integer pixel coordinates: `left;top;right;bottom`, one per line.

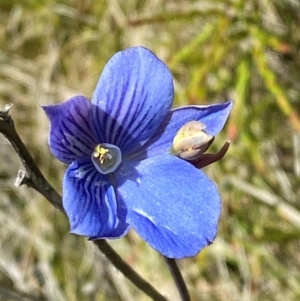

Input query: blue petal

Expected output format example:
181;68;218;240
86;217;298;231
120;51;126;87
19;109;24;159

91;46;174;154
133;101;233;159
115;155;221;258
42;96;97;164
63;157;129;238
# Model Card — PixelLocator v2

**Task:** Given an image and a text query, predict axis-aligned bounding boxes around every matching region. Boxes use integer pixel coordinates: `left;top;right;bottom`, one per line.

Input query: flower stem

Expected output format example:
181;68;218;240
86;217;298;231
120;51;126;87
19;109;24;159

164;257;190;301
95;240;168;301
0;107;168;301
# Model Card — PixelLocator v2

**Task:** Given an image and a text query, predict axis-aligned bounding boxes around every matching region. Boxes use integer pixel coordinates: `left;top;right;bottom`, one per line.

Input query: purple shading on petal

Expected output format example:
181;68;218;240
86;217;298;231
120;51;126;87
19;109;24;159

43;96;98;164
91;47;174;154
63;157;129;238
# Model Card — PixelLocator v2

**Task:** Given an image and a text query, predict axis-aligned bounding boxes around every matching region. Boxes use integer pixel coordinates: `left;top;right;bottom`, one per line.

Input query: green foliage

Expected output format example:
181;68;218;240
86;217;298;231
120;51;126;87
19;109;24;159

0;0;300;300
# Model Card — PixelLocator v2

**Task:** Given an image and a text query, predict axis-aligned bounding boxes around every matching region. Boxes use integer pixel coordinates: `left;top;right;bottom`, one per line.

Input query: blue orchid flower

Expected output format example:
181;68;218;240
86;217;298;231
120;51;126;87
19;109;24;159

43;46;232;258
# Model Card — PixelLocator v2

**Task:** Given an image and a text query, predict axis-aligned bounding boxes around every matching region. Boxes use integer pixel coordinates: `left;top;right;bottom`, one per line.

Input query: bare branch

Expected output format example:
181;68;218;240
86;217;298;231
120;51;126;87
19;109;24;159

0;105;63;212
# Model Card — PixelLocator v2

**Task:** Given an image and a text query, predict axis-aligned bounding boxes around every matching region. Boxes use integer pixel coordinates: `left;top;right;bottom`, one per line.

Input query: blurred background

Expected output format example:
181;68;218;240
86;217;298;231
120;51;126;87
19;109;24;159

0;0;300;300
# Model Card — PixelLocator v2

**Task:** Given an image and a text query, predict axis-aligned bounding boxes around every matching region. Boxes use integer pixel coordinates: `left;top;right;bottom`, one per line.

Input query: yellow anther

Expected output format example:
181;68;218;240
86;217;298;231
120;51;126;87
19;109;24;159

93;145;110;164
97;145;109;155
91;143;122;175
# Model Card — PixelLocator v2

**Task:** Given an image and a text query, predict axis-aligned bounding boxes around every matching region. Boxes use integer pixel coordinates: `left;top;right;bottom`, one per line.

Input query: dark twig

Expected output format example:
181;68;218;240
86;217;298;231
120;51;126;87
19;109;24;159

0;106;63;212
164;257;190;301
95;240;168;301
0;106;168;301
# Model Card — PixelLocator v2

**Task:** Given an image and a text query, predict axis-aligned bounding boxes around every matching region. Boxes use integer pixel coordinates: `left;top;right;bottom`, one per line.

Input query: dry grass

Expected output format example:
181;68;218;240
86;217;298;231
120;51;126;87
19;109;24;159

0;1;300;300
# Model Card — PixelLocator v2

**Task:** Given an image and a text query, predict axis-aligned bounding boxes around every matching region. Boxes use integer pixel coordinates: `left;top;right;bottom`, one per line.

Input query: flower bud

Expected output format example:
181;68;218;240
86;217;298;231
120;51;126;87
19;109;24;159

171;121;214;161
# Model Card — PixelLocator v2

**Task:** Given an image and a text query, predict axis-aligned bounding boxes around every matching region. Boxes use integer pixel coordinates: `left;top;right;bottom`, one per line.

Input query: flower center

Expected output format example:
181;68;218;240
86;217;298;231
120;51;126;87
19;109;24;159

91;143;122;174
